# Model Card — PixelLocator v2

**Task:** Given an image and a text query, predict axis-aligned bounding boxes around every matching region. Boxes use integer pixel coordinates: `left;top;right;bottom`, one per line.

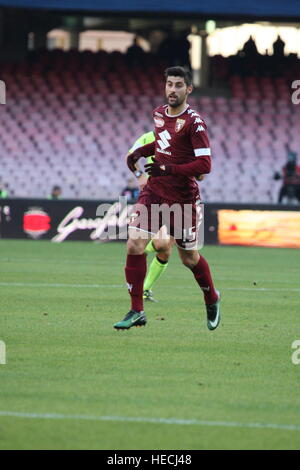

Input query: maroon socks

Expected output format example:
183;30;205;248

125;254;147;312
125;253;217;310
192;256;218;305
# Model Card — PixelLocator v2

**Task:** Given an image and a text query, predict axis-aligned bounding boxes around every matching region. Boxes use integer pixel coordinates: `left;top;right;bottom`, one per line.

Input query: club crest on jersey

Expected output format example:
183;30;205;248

154;116;165;128
175;118;185;132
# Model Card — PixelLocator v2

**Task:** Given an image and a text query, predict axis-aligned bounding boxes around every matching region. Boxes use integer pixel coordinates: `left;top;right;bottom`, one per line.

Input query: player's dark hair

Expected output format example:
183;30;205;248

164;66;192;87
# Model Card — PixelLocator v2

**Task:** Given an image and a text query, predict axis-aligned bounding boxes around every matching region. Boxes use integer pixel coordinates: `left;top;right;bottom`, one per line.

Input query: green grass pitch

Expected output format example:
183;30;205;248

0;239;300;450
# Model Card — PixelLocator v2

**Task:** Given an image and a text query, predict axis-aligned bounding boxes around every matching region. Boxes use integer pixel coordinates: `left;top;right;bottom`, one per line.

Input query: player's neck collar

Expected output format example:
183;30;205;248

165;104;189;118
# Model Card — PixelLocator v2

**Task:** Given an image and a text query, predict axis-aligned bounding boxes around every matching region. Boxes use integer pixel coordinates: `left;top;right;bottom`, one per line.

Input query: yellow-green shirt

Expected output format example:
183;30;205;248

129;131;155;165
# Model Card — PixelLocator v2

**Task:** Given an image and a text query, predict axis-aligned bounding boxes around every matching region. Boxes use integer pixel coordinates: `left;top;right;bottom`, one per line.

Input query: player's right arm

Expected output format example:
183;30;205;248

126;132;155;189
126;141;155;172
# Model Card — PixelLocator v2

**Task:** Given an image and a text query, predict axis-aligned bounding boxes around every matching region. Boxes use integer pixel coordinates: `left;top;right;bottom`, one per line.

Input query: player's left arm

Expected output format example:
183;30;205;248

172;120;212;176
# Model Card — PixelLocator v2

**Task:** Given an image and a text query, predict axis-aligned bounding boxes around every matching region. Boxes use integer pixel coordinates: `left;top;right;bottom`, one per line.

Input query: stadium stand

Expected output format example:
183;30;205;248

1;50;299;202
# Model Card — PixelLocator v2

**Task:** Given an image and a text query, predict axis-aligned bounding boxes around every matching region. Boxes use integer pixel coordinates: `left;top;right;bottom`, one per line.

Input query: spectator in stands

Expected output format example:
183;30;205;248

47;185;62;200
157;31;191;68
0;179;8;198
0;182;8;198
175;32;191;69
121;177;139;201
273;35;285;57
157;32;177;65
242;35;258;58
126;36;145;66
275;148;300;204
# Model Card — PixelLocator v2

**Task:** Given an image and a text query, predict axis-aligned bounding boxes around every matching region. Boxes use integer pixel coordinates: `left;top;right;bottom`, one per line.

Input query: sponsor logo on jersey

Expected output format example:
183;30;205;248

154;111;164;118
175;118;185;132
196;125;205;132
157;148;171;156
157;130;171;150
188;109;199;116
154;117;165;128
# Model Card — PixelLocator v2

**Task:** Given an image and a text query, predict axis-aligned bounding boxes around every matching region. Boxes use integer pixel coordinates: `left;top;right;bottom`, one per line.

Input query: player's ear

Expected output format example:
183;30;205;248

187;84;193;96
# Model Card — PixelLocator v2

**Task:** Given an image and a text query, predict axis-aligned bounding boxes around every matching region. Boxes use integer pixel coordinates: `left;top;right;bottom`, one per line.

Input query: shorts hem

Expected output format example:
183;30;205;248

128;226;157;236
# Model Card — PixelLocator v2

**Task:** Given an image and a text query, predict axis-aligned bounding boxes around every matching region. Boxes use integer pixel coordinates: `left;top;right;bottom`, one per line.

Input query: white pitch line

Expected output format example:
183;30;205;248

0;282;124;289
0;282;300;292
0;411;299;432
222;287;300;292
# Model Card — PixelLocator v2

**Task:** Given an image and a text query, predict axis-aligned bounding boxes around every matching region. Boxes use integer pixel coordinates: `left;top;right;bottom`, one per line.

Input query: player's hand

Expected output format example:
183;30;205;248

126;151;142;172
144;161;173;177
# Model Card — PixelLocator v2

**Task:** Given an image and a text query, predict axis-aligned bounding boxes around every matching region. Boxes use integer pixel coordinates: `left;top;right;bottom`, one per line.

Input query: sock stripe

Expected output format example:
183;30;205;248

156;256;168;265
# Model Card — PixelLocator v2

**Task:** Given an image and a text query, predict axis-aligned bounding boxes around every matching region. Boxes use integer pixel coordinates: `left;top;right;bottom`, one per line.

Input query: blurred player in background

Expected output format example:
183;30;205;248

121;177;140;201
114;66;221;331
128;130;174;302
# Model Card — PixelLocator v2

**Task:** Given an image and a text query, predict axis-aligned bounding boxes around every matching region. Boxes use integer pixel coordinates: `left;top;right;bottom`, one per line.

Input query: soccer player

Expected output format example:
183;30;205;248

130;131;205;302
114;66;221;331
128;130;174;302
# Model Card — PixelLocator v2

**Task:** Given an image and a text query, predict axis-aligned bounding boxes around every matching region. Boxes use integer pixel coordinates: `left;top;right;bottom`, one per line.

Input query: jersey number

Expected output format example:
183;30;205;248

182;226;196;242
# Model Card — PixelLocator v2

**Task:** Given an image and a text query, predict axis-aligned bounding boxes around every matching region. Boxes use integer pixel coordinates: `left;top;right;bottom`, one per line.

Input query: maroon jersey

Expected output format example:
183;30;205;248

148;104;211;202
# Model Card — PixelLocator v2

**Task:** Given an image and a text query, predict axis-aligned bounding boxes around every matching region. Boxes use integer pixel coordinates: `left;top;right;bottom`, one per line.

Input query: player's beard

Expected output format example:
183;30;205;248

167;93;186;108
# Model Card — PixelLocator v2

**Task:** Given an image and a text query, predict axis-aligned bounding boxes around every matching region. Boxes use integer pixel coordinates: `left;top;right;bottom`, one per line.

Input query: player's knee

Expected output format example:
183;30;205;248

181;257;195;269
180;252;199;269
153;238;171;259
156;250;170;262
127;238;145;255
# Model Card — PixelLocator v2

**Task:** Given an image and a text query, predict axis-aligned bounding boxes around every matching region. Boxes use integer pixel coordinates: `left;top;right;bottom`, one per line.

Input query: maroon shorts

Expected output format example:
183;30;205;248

128;187;203;250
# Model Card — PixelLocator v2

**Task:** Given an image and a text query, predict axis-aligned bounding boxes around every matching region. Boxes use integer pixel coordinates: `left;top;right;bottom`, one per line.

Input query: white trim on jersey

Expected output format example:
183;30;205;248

194;148;211;157
164;104;190;118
